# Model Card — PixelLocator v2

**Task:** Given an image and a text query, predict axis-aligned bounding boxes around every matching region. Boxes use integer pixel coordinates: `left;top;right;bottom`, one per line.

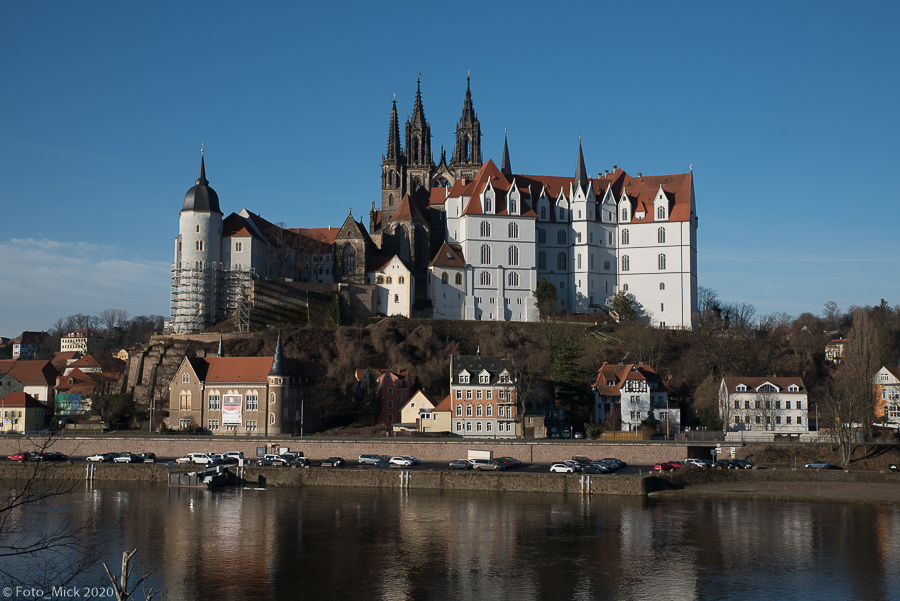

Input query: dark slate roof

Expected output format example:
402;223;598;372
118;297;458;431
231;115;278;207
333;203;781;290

450;355;515;386
181;154;221;213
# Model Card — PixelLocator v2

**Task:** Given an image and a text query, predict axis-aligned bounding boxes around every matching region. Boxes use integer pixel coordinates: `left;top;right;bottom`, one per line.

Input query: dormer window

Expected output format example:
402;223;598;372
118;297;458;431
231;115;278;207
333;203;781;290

459;371;470;384
758;384;777;393
485;197;493;212
788;385;799;392
657;206;666;219
479;372;490;384
736;384;747;391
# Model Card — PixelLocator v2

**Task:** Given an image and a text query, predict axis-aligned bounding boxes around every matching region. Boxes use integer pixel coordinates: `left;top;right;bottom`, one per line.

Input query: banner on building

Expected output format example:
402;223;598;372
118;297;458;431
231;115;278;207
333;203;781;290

222;395;242;426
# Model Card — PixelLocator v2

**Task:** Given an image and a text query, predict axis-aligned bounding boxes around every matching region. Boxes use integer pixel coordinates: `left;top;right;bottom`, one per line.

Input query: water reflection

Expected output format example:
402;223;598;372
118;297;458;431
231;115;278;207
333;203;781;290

4;483;900;601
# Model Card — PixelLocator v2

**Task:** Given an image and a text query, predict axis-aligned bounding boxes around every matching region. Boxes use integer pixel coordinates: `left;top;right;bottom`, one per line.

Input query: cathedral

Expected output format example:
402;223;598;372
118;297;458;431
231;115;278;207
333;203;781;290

171;77;698;333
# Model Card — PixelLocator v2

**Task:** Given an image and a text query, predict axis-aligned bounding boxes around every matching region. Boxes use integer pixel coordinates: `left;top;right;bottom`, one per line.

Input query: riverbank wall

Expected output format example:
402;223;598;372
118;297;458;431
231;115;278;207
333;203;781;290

0;462;664;496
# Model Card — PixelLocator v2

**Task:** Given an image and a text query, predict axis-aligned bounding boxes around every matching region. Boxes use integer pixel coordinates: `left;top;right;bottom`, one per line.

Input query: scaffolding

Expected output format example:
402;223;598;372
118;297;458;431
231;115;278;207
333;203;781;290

170;262;255;334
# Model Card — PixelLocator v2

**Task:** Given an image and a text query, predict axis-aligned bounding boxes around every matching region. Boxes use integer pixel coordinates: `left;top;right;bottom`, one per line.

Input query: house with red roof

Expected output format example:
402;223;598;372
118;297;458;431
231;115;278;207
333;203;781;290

12;331;47;359
167;334;314;435
0;359;58;404
0;392;49;433
353;367;410;427
591;362;678;433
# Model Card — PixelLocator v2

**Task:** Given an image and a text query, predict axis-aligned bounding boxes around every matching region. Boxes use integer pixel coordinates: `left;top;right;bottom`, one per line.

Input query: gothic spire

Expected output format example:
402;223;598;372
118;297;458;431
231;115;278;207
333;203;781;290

501;129;511;176
197;149;208;186
459;75;476;126
385;98;402;162
268;331;288;377
575;138;588;194
410;75;427;129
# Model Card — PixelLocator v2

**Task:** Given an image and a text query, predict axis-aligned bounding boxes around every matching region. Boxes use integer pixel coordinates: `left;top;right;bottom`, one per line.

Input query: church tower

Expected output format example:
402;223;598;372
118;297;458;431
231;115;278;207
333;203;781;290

404;77;433;195
449;75;482;182
381;98;405;222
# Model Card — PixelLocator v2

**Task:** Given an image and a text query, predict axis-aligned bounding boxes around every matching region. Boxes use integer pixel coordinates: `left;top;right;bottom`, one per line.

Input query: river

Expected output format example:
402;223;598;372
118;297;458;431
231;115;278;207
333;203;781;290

2;482;899;601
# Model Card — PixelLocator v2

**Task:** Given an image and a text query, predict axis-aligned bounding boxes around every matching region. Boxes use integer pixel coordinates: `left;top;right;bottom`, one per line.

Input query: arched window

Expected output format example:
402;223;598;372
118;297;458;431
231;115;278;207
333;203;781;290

269;413;275;425
455;272;462;285
557;252;567;271
658;254;666;270
485;197;493;213
538;251;546;270
480;271;491;286
508;271;519;287
466;404;473;417
398;276;405;284
270;392;276;404
341;245;356;276
621;208;628;222
623;283;629;292
510;198;517;213
621;229;629;245
508;245;519;266
657;206;666;219
508;222;518;239
622;255;630;272
386;276;392;284
557;230;566;245
456;404;462;416
658;227;666;243
540;207;547;220
558;207;566;221
660;282;666;290
480;221;491;237
537;228;546;244
441;272;448;284
480;244;491;265
476;404;483;417
604;260;610;271
376;275;383;284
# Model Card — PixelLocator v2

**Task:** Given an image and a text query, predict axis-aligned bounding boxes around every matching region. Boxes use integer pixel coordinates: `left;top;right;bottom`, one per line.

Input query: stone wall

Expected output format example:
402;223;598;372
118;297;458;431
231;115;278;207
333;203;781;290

0;436;694;466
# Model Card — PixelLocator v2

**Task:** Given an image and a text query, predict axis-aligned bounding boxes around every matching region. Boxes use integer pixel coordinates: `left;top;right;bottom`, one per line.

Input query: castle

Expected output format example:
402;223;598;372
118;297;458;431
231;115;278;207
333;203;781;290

170;77;698;332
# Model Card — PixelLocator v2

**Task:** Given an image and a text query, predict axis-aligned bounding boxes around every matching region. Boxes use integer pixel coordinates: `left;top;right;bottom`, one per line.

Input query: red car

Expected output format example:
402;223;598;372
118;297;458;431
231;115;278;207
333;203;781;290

6;452;26;462
653;461;680;472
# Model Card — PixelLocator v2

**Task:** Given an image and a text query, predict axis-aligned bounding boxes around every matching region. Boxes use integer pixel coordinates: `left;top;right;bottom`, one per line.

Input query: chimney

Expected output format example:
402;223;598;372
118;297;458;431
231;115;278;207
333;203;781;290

613;165;617;171
637;173;642;178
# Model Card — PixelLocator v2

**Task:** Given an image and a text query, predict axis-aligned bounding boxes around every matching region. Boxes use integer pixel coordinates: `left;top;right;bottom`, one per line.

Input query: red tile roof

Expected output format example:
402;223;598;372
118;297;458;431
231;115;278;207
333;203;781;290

0;391;47;409
722;376;806;393
0;360;58;387
428;243;466;268
390;194;428;222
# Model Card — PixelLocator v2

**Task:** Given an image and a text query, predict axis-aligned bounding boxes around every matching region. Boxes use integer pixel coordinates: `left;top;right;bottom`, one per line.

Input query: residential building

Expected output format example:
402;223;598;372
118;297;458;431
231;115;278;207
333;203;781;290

825;338;848;364
0;360;58;404
874;366;900;428
398;390;449;433
449;354;517;438
167;334;314;435
12;331;46;359
719;377;809;433
591;362;678;433
0;392;48;433
60;329;94;354
353;367;410;426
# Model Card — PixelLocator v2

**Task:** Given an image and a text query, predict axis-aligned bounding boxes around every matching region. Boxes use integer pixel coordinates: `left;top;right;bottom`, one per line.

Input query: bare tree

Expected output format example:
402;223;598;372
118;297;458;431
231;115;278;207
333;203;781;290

0;436;99;587
100;308;129;338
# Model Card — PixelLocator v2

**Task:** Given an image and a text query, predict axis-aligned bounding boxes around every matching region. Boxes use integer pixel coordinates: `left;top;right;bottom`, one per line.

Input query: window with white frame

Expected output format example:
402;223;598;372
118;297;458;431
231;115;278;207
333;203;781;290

508;222;518;239
246;394;259;411
466;404;473;416
246;420;257;431
209;394;220;410
208;419;219;431
480;221;491;237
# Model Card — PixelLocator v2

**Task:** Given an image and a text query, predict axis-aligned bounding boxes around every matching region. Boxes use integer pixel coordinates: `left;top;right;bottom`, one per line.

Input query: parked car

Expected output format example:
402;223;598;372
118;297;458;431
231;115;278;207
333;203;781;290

550;463;575;473
572;456;592;465
653;462;679;472
581;463;610;474
716;459;741;470
390;456;415;467
471;458;506;471
449;459;473;470
6;452;26;462
889;464;898;472
288;456;312;467
562;460;584;472
732;458;755;469
684;459;708;470
320;457;345;467
602;458;627;468
87;452;114;463
499;457;522;468
591;459;618;472
359;454;383;465
137;453;156;463
113;453;141;463
42;452;68;461
400;455;420;465
260;454;289;466
175;453;215;465
223;451;244;462
804;461;835;470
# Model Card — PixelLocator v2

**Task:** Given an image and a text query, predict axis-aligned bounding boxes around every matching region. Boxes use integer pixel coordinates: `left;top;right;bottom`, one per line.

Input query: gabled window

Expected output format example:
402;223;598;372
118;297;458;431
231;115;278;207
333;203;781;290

657;206;666;219
479;372;490;384
459;372;470;384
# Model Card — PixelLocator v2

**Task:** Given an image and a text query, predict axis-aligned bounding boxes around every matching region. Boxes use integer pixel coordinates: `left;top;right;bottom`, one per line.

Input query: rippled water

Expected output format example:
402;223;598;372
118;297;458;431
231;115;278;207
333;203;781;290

3;482;899;601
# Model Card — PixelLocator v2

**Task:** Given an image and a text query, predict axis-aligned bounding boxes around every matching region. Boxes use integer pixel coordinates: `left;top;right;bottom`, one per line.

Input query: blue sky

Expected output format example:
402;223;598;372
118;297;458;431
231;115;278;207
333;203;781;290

1;1;898;338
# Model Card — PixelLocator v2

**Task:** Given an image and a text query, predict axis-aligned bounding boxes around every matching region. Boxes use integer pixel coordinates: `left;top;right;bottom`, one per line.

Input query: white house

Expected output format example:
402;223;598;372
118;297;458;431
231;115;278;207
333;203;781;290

367;256;414;317
874;366;900;428
591;362;678;433
719;377;809;433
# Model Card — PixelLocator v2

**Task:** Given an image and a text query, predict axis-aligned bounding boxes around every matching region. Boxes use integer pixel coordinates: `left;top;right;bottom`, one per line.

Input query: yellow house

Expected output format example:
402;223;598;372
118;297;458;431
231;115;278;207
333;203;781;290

0;392;48;433
398;391;451;433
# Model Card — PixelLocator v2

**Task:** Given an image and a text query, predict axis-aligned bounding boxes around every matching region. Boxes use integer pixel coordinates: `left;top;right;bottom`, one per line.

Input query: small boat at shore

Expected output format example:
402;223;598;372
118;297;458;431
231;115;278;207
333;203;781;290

168;465;227;489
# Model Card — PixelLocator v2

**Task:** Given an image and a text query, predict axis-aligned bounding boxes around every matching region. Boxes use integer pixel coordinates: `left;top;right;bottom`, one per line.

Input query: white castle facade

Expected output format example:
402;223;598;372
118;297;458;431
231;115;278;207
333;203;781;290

171;79;698;332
